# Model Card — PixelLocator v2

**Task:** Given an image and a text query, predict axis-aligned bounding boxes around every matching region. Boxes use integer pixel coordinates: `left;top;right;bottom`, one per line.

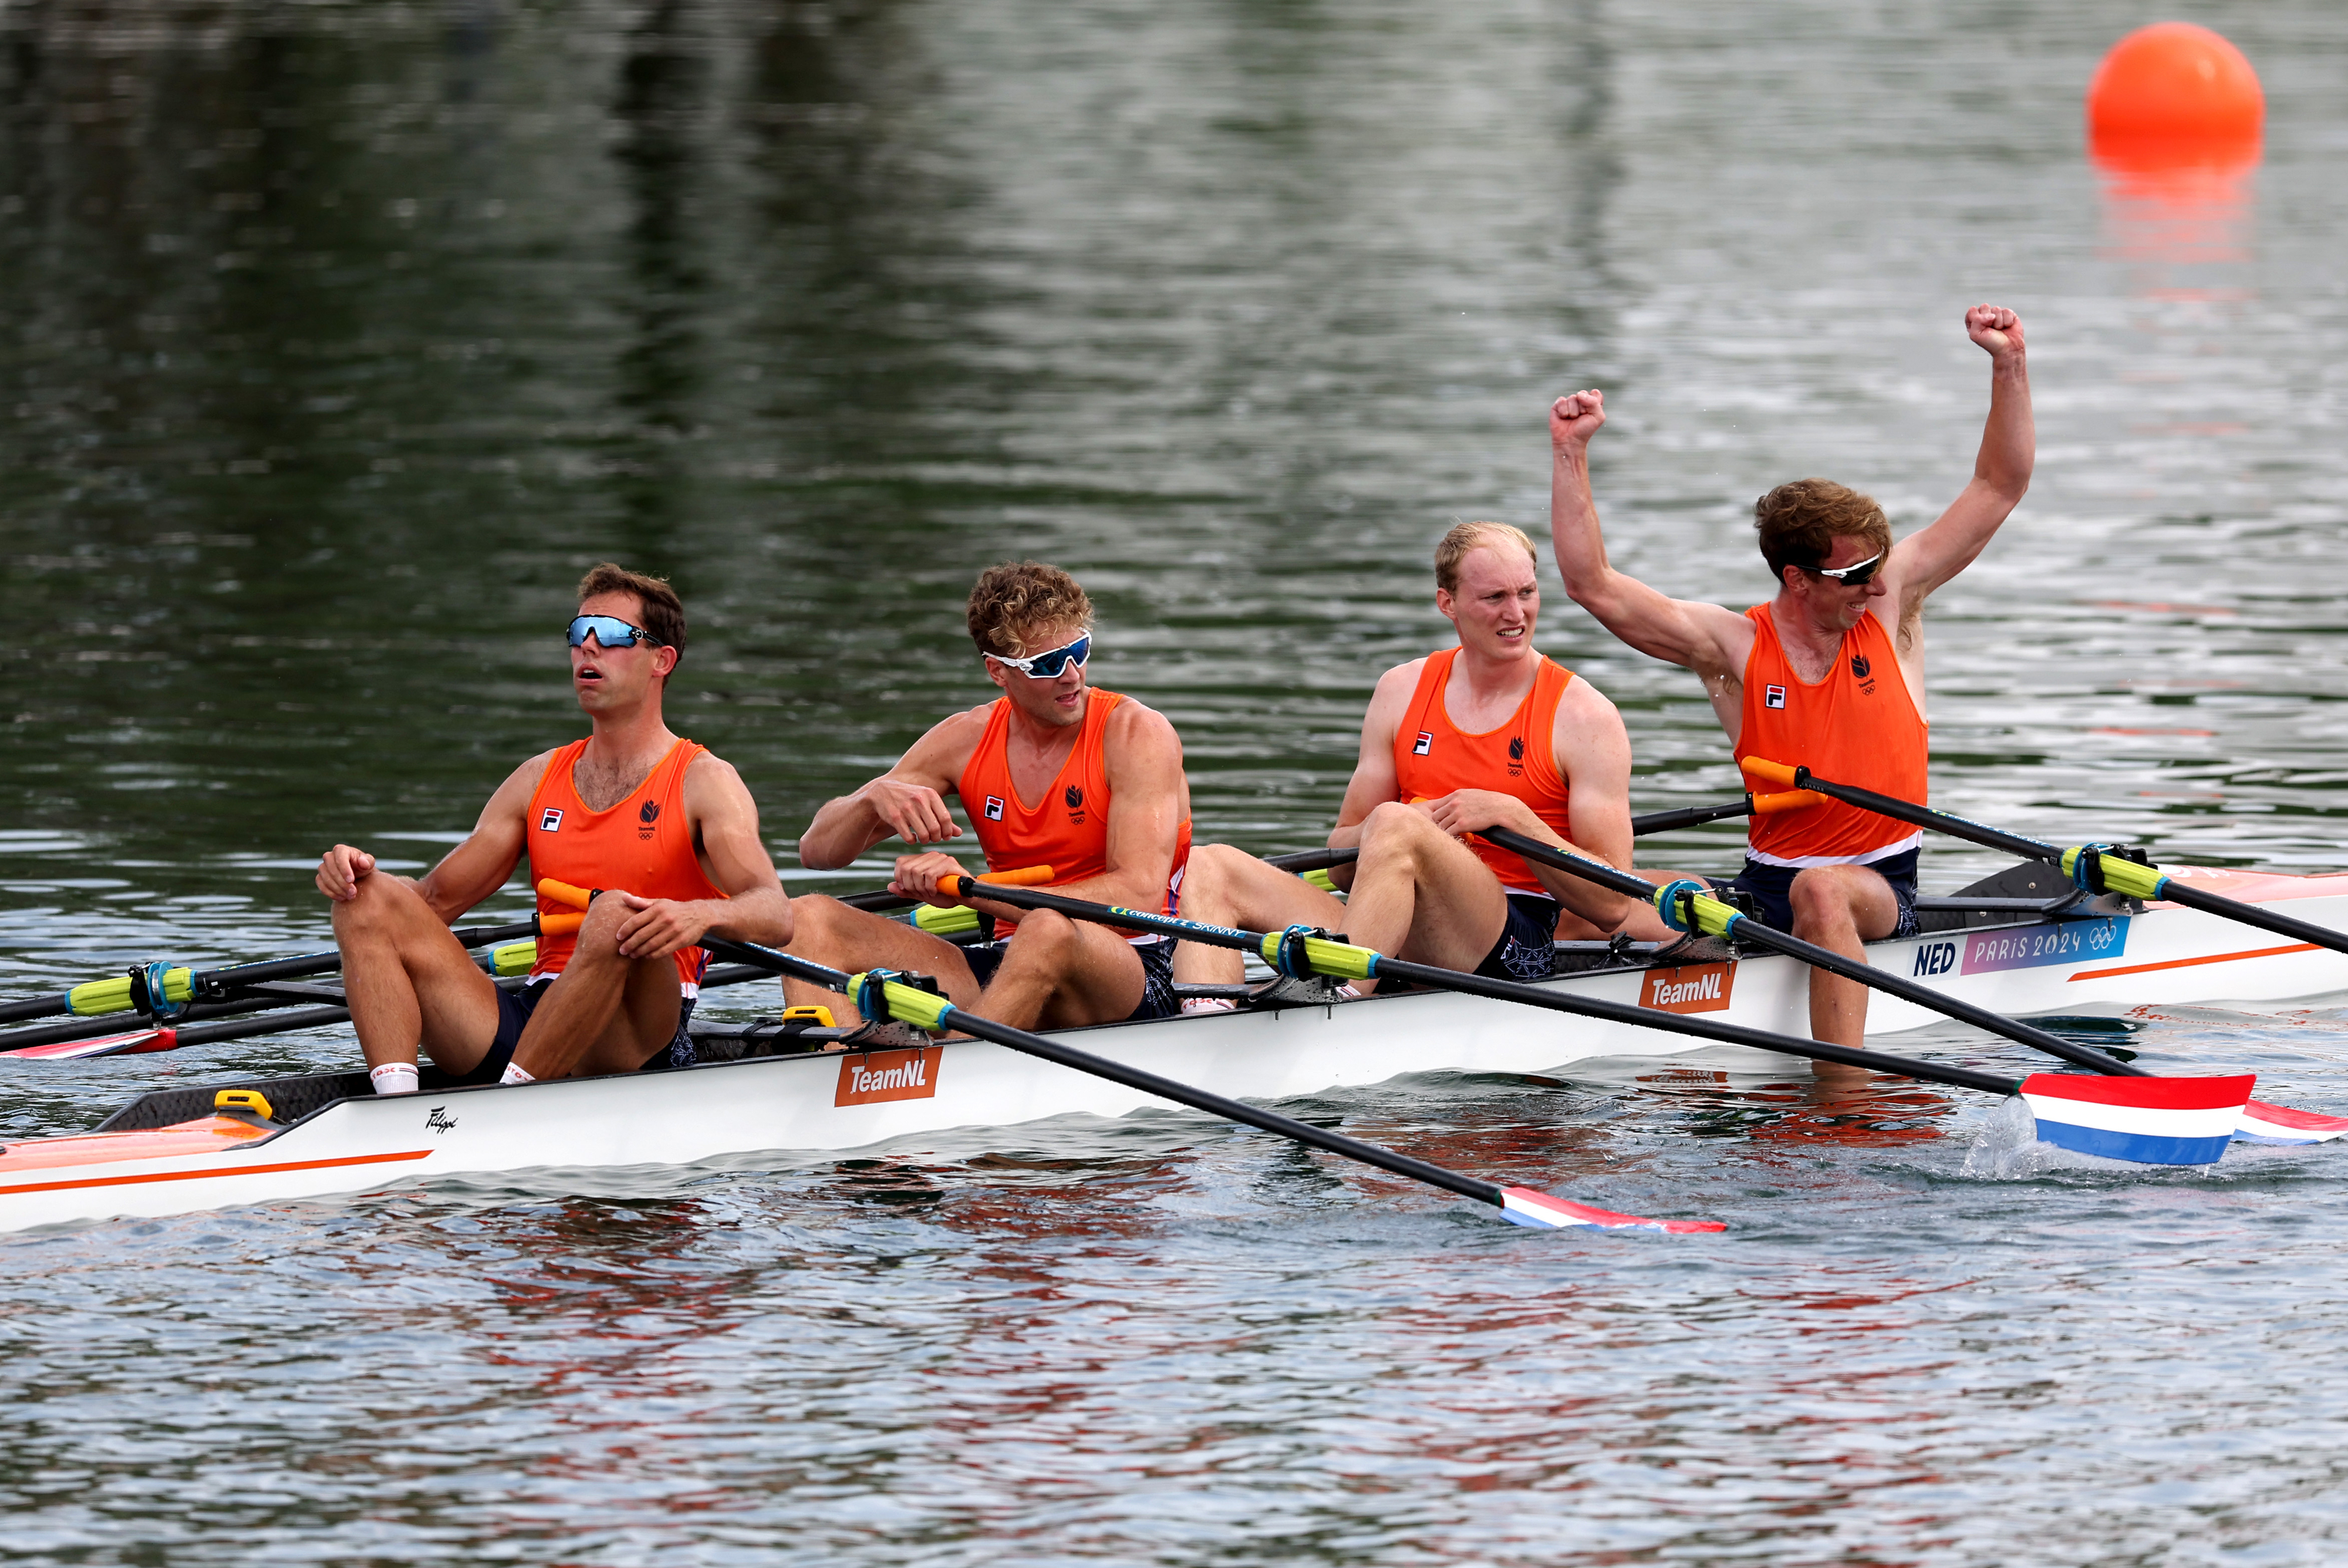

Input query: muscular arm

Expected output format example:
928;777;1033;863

1549;389;1755;698
1878;306;2033;639
797;707;989;870
606;755;793;959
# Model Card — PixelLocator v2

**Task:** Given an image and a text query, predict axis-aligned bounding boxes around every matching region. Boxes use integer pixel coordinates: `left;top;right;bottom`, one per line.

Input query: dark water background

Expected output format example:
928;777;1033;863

3;1;2347;1562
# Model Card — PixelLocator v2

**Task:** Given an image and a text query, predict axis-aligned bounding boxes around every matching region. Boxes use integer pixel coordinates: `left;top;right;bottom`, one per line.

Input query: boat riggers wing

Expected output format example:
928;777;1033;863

1479;823;2346;1147
696;934;1721;1234
1733;760;2348;1147
1740;756;2348;962
923;874;2262;1170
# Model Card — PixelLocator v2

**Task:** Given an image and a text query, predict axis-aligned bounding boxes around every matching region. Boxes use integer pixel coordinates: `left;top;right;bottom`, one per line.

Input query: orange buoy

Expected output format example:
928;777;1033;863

2087;22;2262;170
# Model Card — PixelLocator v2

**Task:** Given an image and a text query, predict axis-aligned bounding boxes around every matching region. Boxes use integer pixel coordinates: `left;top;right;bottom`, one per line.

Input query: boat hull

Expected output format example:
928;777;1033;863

5;874;2347;1232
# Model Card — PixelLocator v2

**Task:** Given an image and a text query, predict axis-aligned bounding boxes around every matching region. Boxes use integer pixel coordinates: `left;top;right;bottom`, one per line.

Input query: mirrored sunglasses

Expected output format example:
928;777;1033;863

987;633;1092;680
566;614;664;649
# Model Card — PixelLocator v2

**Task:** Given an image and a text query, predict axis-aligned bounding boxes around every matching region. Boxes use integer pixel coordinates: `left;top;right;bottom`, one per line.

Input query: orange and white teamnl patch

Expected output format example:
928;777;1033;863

1641;962;1736;1015
835;1047;945;1107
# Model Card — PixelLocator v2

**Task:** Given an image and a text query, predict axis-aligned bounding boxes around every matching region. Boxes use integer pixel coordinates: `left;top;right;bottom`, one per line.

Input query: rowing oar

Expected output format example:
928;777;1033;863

687;932;1720;1232
909;875;2252;1168
0;962;780;1062
825;799;1806;922
1478;824;2348;1148
0;917;551;1029
1741;756;2348;961
1476;826;2150;1077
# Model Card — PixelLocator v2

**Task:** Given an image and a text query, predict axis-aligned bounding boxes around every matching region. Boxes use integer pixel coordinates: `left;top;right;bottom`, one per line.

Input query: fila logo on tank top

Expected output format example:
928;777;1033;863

1390;648;1577;897
1733;604;1928;867
954;689;1191;924
524;738;726;992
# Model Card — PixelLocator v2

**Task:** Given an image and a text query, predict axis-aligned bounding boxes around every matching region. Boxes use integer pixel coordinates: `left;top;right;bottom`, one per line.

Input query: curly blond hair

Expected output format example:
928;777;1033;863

966;562;1094;657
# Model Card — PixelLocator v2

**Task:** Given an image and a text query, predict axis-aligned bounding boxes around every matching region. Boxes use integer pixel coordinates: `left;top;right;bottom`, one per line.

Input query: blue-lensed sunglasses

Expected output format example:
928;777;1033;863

986;633;1091;680
566;614;665;650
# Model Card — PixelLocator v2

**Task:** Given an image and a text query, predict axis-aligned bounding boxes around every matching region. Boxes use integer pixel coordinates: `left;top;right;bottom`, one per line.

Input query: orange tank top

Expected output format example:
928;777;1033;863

525;737;726;991
1733;604;1927;865
956;689;1191;918
1392;648;1575;897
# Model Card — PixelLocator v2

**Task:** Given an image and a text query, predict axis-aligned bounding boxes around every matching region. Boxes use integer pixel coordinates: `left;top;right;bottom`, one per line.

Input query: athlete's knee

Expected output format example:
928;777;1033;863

1175;844;1245;918
781;894;854;954
1359;800;1433;853
330;871;424;939
1001;908;1079;964
1786;870;1857;931
565;894;639;964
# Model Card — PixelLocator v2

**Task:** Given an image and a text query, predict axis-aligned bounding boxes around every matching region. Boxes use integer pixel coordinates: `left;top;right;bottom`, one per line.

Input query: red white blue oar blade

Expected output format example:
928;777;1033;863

2018;1072;2253;1167
1498;1185;1725;1234
2234;1098;2348;1145
0;1027;177;1062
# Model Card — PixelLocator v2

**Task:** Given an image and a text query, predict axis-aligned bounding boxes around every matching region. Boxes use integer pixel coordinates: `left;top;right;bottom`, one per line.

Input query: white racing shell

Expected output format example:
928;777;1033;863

3;867;2346;1234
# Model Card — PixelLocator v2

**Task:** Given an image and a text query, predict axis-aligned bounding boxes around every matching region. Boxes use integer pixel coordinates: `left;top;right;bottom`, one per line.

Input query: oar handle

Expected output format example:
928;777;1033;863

1739;759;2061;863
1477;824;2151;1080
1625;790;1826;836
915;864;2024;1097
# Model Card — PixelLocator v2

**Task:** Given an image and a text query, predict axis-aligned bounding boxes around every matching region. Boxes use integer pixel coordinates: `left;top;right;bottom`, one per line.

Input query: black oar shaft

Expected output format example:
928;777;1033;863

1478;826;2149;1080
0;920;541;1030
1628;799;1757;835
899;881;2019;1097
824;803;1751;920
2155;881;2348;953
697;937;1506;1206
1777;765;2348;961
1769;769;2059;861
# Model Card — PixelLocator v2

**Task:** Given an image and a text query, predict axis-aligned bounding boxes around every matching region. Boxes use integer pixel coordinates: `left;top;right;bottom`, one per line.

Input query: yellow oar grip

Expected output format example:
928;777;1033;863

1253;931;1377;981
68;968;193;1018
1739;757;1801;790
848;972;956;1034
914;905;982;936
1649;880;1744;938
491;941;538;977
2060;846;2168;902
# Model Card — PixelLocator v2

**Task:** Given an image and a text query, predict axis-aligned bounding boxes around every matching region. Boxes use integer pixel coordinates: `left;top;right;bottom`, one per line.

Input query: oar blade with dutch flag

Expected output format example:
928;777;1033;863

1737;757;2348;1146
917;873;2259;1171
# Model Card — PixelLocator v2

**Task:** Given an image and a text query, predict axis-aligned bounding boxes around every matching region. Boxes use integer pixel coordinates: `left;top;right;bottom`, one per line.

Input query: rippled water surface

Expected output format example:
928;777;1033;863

4;0;2348;1562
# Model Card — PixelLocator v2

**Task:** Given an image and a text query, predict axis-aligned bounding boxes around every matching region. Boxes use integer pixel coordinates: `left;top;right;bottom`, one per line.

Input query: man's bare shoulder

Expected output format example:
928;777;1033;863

681;748;751;796
491;746;564;799
1371;657;1430;699
908;701;1000;768
1555;667;1626;725
1101;693;1183;758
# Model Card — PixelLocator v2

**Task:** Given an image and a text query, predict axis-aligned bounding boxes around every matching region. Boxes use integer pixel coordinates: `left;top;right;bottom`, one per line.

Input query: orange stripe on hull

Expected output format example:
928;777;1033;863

2070;942;2318;982
0;1148;432;1198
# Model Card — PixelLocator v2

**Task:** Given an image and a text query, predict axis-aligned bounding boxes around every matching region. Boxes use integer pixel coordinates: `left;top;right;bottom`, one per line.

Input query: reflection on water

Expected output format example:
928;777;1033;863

4;0;2348;1562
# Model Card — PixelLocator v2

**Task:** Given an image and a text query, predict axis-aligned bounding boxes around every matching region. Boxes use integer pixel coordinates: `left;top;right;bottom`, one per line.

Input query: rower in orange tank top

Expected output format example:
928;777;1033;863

784;562;1196;1033
1391;646;1577;895
1733;603;1927;867
956;687;1192;922
527;735;728;992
